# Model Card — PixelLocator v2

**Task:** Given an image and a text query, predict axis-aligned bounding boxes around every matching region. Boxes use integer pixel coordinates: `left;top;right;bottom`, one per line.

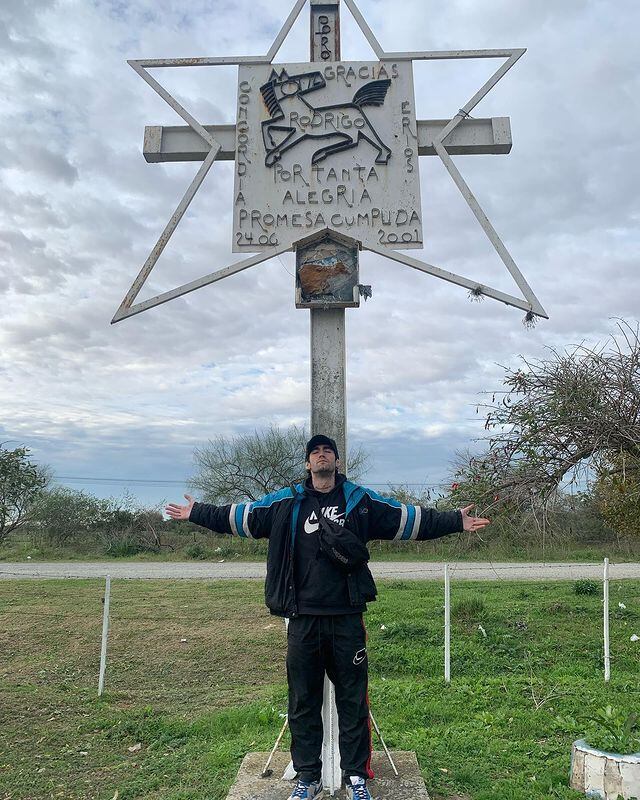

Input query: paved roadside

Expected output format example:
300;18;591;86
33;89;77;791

1;561;639;581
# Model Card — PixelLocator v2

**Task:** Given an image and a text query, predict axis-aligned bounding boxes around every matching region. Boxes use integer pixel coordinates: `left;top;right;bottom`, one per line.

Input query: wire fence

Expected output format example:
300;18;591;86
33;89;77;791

1;560;636;694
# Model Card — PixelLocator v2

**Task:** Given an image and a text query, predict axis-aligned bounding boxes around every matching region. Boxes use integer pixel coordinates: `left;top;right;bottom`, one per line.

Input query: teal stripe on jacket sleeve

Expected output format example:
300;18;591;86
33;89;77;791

401;504;416;539
235;504;247;538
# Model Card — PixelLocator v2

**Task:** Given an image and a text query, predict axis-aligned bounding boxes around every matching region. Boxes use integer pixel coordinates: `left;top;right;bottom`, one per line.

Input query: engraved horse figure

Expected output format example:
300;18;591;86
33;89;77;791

260;68;392;167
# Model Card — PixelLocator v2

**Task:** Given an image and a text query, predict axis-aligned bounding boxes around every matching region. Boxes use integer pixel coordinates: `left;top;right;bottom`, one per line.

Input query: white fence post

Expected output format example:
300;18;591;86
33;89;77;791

444;563;451;683
98;575;111;696
603;558;610;683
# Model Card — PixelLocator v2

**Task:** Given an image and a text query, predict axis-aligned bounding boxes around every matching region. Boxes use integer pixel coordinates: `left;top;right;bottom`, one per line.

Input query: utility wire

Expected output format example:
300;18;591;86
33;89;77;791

53;475;455;488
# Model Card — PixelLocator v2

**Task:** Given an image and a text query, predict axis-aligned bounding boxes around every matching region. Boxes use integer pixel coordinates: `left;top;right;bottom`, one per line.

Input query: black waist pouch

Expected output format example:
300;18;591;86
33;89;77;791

311;497;377;605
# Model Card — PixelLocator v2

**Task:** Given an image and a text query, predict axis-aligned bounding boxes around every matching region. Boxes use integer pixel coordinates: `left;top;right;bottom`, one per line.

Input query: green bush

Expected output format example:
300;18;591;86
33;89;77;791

583;707;640;754
29;487;109;545
107;538;144;558
28;488;166;556
452;596;486;622
185;542;208;560
573;579;600;596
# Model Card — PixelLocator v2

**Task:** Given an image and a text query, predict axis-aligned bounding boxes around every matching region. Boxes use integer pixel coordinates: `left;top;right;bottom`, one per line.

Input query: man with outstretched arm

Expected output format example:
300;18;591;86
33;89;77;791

166;434;490;800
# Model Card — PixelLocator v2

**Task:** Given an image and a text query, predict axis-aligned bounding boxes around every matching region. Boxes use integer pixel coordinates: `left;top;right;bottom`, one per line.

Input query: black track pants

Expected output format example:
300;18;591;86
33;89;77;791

286;613;373;783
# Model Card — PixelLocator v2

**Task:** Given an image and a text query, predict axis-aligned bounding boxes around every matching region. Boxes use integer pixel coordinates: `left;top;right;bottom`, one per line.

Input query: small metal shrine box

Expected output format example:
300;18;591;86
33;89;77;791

295;229;361;308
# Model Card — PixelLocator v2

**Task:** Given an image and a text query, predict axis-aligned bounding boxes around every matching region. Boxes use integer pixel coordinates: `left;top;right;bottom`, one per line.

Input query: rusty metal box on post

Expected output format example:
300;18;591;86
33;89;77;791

295;230;361;309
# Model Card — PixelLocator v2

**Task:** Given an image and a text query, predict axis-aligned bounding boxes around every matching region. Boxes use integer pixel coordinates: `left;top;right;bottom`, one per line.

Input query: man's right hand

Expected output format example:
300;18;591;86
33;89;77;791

165;494;195;521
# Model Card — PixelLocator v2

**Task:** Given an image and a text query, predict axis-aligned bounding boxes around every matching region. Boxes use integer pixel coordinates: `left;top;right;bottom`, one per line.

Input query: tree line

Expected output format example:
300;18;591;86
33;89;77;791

2;323;639;557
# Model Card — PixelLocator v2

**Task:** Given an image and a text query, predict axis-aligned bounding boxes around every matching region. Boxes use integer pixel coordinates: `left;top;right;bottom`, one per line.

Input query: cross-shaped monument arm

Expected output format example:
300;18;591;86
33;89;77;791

143;117;512;163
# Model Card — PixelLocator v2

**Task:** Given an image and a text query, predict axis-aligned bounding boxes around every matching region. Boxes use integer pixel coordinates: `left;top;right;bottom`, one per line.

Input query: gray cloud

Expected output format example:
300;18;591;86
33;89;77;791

1;0;638;503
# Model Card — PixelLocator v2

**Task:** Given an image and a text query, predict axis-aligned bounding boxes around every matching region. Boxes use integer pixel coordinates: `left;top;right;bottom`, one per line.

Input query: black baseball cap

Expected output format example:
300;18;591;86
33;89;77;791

305;434;339;460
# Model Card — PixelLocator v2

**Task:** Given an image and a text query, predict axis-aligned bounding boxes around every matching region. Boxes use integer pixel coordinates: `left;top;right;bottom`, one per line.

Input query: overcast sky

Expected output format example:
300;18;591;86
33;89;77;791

2;0;639;508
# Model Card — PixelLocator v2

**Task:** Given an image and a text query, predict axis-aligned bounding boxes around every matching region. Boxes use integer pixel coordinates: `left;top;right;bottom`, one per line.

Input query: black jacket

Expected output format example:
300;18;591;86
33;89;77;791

189;475;463;617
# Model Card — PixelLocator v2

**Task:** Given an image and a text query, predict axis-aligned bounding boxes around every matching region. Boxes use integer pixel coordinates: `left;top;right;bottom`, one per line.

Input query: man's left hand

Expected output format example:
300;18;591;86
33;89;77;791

460;504;491;532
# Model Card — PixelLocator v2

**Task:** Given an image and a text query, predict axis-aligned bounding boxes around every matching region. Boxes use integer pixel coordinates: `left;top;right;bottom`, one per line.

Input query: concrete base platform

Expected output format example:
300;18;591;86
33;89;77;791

225;751;430;799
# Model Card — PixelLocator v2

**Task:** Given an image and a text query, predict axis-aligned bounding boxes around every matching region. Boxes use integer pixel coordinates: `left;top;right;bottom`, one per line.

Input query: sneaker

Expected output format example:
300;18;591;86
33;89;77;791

287;779;323;799
346;776;372;800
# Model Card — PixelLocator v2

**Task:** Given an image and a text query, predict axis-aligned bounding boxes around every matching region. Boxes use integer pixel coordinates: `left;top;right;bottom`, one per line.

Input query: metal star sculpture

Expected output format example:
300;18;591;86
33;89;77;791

113;0;547;323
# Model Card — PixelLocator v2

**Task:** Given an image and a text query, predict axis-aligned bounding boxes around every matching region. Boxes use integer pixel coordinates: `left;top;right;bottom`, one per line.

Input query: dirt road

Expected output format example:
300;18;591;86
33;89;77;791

1;561;638;580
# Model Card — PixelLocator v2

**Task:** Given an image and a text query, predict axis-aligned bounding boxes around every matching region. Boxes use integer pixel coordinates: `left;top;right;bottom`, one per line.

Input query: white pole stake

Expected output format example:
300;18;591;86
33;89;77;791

98;575;111;696
603;558;610;683
369;710;399;776
261;715;289;778
444;563;451;683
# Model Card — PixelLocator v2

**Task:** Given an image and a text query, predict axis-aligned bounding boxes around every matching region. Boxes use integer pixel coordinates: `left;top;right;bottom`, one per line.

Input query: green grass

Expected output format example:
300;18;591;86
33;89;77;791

0;579;638;799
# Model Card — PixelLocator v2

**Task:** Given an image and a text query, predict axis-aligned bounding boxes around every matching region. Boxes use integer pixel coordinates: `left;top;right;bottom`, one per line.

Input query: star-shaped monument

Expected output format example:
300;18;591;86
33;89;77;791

113;0;546;323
